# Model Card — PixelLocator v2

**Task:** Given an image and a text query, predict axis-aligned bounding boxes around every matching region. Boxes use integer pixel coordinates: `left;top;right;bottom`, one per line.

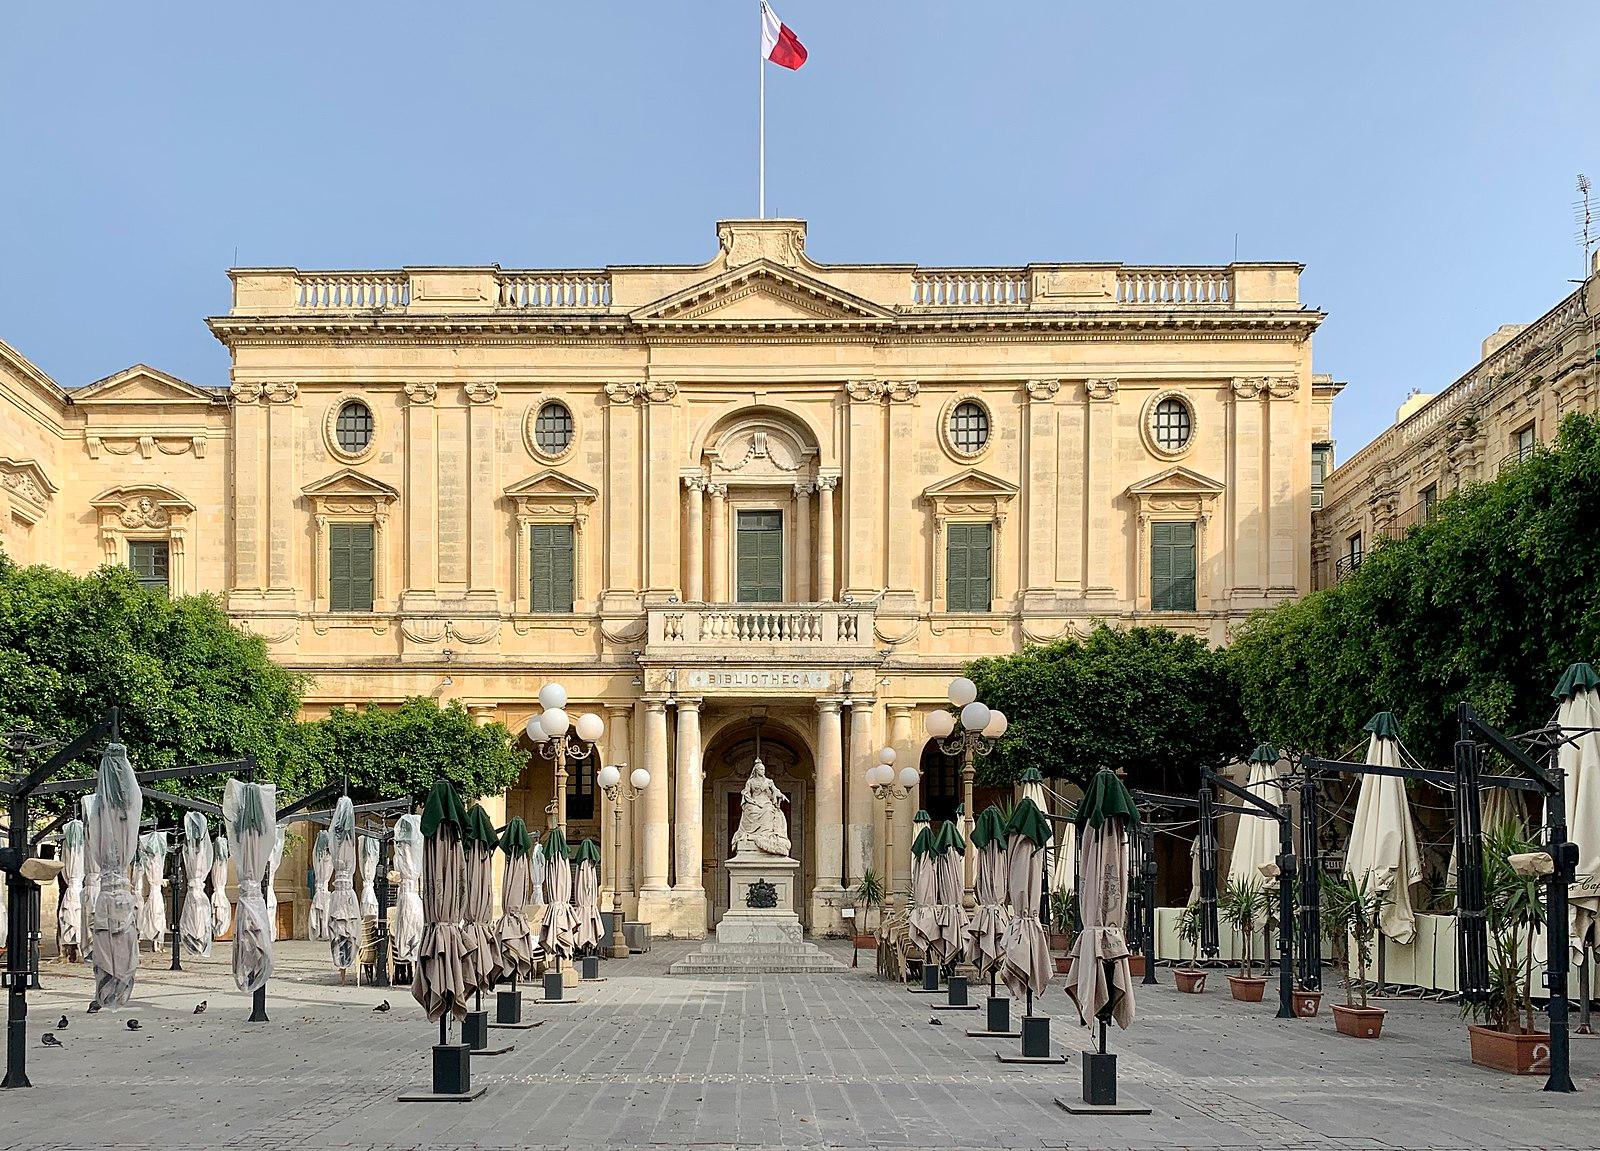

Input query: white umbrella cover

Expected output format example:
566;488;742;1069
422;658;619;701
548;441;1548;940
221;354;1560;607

179;812;214;957
327;797;361;971
359;833;381;919
526;832;547;953
210;836;233;938
223;778;277;994
1553;665;1600;959
265;825;284;941
80;795;100;964
1227;754;1283;891
309;829;333;940
134;831;169;946
57;819;87;952
89;743;143;1009
1344;716;1423;944
391;813;425;964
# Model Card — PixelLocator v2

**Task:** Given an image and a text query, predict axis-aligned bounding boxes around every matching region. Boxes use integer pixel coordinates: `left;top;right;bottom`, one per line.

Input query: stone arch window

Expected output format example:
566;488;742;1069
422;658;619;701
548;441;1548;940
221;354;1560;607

301;469;399;614
90;485;196;596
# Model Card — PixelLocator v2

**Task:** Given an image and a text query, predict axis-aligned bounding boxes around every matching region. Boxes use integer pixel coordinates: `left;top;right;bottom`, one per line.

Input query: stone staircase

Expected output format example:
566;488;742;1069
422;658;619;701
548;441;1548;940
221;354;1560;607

667;940;847;975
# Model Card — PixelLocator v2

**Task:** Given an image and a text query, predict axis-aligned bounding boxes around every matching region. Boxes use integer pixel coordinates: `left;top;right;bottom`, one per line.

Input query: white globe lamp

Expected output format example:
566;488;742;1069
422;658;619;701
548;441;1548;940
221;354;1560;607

630;767;652;791
925;709;956;739
982;709;1009;739
540;707;570;738
960;701;991;733
897;766;920;790
878;746;896;765
597;764;621;790
947;677;978;708
575;711;605;743
538;683;568;710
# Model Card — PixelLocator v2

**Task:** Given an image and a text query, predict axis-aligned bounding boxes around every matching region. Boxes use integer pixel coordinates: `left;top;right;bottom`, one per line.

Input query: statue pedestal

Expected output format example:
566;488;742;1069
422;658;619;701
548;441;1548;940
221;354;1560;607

667;853;844;975
717;854;802;944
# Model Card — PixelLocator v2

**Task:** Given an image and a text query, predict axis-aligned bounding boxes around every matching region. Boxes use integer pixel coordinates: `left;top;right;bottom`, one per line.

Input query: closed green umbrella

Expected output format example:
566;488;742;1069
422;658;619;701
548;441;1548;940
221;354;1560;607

496;819;538;980
999;797;1052;1005
1069;769;1139;1036
932;820;969;963
907;812;939;958
965;805;1011;975
539;827;577;963
573;838;606;954
411;781;470;1022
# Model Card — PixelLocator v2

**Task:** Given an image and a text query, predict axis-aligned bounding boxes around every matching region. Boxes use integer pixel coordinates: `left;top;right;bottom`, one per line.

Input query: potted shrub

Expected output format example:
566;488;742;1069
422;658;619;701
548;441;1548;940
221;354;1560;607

1321;871;1386;1037
1220;877;1269;1002
1048;889;1074;951
851;869;885;951
1173;902;1206;993
1464;825;1550;1074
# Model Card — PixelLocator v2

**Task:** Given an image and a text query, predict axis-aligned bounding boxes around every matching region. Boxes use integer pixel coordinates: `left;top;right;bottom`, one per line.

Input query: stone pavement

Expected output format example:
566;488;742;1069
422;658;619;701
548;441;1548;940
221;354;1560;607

5;939;1598;1150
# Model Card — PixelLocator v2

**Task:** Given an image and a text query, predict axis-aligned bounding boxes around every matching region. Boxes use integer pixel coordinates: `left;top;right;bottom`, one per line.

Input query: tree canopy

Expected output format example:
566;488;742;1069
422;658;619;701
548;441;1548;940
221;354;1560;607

1230;411;1600;762
301;698;523;804
965;625;1250;793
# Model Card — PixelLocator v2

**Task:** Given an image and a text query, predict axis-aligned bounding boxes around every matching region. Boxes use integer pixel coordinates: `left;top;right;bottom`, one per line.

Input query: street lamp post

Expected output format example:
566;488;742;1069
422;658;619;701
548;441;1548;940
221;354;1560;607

863;748;920;914
597;763;650;959
525;683;605;834
924;677;1008;908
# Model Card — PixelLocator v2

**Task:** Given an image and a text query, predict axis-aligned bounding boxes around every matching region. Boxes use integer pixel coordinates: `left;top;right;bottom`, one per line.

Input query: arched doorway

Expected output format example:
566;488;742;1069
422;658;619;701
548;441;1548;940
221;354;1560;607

702;719;815;931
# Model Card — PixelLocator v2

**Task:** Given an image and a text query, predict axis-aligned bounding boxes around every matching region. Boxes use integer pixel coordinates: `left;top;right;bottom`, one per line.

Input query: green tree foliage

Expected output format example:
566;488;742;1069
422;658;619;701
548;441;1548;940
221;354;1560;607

1230;412;1600;762
964;626;1250;792
0;554;304;786
301;698;523;804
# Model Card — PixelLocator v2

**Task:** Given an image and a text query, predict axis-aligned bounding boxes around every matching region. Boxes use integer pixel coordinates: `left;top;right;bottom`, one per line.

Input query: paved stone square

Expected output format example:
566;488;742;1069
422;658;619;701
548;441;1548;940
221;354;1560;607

7;940;1597;1150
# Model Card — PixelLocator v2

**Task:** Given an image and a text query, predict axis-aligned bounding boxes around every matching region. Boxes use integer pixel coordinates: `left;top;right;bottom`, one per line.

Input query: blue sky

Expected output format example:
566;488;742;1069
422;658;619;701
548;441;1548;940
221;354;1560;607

3;1;1595;455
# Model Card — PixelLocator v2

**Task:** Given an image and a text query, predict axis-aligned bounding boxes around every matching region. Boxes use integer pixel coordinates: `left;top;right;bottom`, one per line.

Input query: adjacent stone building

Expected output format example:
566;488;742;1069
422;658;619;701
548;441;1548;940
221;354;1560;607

1;217;1329;937
1313;258;1599;588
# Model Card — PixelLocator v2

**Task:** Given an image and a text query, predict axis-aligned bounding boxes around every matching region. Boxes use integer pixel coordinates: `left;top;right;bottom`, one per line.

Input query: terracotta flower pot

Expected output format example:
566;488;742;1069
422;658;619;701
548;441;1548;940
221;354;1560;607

1127;955;1146;978
1468;1025;1551;1074
1292;990;1322;1018
1227;974;1267;1002
1331;1003;1386;1038
1173;967;1207;993
1048;933;1072;951
1054;955;1074;976
852;933;876;950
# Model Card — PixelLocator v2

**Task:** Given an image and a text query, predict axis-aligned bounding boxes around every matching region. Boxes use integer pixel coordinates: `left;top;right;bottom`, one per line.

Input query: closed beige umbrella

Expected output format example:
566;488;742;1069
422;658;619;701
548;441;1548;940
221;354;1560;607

411;781;471;1021
1000;797;1052;1006
89;743;142;1009
965;805;1011;976
1344;713;1423;944
932;821;969;964
539;828;577;963
1228;748;1282;889
327;798;361;972
907;813;939;959
460;804;502;992
496;819;538;980
1069;770;1139;1033
573;838;606;954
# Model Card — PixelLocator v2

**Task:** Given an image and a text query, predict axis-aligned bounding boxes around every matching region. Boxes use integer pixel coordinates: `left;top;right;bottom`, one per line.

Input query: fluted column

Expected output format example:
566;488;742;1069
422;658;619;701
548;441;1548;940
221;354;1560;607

793;483;813;602
683;476;705;601
845;697;877;886
707;484;729;602
812;698;845;933
815;476;837;602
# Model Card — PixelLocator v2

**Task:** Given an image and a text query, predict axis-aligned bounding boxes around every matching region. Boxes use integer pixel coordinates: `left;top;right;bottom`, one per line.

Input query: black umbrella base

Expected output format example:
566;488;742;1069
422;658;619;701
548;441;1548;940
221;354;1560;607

397;1044;489;1102
1056;1054;1152;1117
997;1016;1066;1063
494;990;523;1024
967;996;1020;1037
918;964;941;991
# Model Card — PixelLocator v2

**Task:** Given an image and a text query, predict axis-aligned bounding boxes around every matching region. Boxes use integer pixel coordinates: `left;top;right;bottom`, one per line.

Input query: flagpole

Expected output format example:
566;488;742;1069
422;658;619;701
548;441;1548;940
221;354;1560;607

758;1;766;219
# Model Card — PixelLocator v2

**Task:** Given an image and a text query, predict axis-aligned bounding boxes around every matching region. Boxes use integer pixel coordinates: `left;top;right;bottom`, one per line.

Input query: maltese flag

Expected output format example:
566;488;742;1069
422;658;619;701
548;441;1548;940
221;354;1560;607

760;1;808;70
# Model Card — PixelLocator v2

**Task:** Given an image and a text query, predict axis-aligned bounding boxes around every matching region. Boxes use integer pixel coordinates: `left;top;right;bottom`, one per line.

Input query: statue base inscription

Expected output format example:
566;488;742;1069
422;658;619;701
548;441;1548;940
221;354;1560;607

667;855;845;975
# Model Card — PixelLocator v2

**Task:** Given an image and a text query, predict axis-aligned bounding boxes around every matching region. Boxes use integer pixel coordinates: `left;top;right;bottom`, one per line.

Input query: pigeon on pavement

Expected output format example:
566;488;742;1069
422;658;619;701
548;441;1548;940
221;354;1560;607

126;1019;141;1031
56;1016;69;1030
193;1001;207;1015
87;1002;101;1014
374;1000;391;1013
41;1033;62;1048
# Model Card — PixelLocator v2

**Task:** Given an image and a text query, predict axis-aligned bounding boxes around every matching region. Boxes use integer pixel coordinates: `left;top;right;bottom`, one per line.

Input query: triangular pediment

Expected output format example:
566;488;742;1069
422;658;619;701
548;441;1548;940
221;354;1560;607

922;468;1020;501
503;470;599;501
72;365;221;406
302;469;399;502
631;260;896;324
0;457;59;511
1125;465;1225;498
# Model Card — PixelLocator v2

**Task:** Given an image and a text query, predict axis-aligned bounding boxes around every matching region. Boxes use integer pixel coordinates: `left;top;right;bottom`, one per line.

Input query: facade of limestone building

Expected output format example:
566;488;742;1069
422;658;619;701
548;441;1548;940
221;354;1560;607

1312;259;1599;589
2;218;1330;938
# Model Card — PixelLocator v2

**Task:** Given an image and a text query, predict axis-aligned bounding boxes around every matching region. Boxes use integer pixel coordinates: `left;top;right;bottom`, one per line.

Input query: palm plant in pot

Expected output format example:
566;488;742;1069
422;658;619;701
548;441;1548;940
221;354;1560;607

1173;901;1206;993
1048;890;1075;975
1462;824;1550;1073
851;869;886;951
1321;870;1387;1036
1220;877;1269;1001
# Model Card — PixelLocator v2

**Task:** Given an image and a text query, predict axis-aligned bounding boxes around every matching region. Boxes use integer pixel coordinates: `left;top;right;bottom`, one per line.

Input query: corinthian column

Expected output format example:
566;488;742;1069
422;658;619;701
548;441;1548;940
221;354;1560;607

683;476;705;601
707;484;729;602
793;483;813;602
845;697;876;886
815;476;837;602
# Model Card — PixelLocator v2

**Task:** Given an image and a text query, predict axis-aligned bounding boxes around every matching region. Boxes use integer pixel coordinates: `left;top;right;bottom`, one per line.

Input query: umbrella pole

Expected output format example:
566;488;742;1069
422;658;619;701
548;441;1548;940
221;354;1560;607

439;1013;447;1046
168;850;184;972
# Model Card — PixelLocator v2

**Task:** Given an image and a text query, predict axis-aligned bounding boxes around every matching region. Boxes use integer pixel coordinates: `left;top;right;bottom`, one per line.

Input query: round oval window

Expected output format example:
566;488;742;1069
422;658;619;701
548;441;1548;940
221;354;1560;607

534;401;575;456
949;400;990;454
335;400;374;455
1152;397;1193;451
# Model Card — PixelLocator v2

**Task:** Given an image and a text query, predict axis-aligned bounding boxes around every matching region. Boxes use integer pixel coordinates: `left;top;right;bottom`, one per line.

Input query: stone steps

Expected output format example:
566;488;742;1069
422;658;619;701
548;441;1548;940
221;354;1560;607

667;941;847;975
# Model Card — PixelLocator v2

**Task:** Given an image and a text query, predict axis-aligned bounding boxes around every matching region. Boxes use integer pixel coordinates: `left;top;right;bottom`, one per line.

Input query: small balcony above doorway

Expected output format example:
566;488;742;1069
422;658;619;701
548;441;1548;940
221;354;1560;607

645;601;876;660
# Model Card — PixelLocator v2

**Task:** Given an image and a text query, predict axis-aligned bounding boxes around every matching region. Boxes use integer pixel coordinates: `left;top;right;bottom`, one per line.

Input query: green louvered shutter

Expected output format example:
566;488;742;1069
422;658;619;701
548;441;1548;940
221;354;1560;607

328;523;374;612
736;511;784;603
530;524;575;613
946;522;992;613
1150;522;1196;612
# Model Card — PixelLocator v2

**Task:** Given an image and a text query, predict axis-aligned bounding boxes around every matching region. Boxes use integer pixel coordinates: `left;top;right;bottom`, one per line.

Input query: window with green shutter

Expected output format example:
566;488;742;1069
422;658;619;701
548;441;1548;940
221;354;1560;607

1150;521;1197;612
127;540;170;593
529;523;575;613
736;510;784;603
328;522;375;613
945;522;992;613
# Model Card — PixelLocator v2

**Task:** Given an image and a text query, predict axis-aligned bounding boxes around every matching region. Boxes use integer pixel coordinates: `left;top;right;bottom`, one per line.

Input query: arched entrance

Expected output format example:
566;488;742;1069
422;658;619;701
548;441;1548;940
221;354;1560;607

702;718;815;931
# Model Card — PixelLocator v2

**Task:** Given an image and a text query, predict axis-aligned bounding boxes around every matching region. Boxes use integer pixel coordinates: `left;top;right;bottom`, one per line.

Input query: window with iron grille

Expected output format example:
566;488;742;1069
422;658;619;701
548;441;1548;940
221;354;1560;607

533;401;574;456
128;540;170;593
335;401;374;455
1152;397;1193;451
948;401;989;454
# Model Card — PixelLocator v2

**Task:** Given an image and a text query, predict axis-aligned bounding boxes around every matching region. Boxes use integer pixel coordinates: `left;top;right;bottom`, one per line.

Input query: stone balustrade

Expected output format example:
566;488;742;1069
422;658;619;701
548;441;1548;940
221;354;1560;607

910;269;1030;307
647;602;873;654
1115;266;1233;305
295;272;410;310
498;271;613;309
